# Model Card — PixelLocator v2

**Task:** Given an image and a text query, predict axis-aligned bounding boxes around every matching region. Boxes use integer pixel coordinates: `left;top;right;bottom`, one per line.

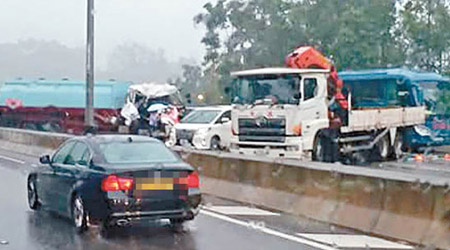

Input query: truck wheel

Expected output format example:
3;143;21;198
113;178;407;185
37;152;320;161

41;122;62;132
392;132;405;159
23;122;37;131
351;151;370;165
375;135;391;161
312;135;325;162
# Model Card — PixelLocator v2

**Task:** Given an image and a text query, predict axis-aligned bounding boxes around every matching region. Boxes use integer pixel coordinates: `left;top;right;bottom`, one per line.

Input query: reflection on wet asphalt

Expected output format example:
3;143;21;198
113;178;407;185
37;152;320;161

0;154;317;250
26;211;198;250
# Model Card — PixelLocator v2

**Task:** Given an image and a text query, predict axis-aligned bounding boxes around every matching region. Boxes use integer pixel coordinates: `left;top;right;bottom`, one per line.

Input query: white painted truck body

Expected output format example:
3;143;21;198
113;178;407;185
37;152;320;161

343;106;425;132
229;67;426;159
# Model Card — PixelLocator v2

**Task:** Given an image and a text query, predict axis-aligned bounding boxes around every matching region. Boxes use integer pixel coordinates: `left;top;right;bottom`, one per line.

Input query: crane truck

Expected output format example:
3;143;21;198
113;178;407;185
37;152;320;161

228;47;426;163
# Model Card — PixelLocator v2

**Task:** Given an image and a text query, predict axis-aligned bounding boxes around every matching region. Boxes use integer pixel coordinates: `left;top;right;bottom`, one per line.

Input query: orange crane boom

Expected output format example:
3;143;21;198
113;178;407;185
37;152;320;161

285;46;347;109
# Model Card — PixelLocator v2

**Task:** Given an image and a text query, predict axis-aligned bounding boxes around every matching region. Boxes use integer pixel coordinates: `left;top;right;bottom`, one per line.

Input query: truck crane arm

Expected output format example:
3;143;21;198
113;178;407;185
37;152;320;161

285;46;348;110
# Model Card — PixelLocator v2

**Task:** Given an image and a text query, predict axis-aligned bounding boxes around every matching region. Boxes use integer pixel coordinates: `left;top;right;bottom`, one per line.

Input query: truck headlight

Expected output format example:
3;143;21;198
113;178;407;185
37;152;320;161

414;125;432;136
292;124;302;136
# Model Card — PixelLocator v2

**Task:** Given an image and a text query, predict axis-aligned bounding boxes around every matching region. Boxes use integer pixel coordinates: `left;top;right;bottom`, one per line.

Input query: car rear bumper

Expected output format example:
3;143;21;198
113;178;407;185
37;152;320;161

88;193;201;224
110;206;200;221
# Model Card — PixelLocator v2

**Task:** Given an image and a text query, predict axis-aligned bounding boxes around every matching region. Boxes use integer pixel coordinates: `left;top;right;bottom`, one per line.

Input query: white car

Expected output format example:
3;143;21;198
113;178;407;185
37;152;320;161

173;106;231;150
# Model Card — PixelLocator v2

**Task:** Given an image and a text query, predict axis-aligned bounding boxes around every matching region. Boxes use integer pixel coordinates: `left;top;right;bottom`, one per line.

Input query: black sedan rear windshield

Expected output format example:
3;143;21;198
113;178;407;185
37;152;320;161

99;141;179;164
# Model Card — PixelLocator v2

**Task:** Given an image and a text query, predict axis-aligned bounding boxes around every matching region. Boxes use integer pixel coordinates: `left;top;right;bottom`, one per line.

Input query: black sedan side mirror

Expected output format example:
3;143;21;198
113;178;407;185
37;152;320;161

39;155;51;164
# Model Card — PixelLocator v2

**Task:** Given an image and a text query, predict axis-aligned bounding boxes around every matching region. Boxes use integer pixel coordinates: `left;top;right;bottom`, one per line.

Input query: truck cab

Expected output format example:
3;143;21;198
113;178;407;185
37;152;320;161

229;67;330;158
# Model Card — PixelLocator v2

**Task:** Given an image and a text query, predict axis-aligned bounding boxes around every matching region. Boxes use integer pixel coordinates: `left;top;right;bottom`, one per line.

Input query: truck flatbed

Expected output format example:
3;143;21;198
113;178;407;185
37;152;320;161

341;106;425;133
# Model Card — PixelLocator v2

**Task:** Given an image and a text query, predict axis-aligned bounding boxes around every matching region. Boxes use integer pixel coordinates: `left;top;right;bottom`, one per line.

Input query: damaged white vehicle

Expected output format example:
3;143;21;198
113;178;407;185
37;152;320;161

120;82;183;140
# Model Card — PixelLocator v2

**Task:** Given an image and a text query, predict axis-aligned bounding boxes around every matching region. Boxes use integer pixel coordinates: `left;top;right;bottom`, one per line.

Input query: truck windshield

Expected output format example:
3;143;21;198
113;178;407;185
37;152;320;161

417;81;448;114
418;82;438;102
232;74;300;105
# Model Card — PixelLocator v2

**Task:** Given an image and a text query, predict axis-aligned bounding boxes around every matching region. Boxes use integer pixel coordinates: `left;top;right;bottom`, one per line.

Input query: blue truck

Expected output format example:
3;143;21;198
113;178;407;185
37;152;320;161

339;68;450;151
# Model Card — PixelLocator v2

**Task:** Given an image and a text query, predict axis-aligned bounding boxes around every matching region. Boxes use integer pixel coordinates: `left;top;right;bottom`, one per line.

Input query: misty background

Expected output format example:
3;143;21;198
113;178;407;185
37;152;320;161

1;0;450;109
0;0;210;83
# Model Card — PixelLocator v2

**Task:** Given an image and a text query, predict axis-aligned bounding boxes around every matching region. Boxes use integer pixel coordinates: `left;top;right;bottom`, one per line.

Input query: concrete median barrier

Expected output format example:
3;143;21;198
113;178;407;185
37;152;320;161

0;127;70;156
1;128;449;248
421;187;450;248
372;180;435;243
0;127;69;147
330;174;385;233
176;148;450;248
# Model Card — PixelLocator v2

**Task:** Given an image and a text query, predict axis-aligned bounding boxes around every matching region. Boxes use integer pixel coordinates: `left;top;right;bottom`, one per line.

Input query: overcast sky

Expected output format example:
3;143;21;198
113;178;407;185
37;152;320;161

0;0;210;68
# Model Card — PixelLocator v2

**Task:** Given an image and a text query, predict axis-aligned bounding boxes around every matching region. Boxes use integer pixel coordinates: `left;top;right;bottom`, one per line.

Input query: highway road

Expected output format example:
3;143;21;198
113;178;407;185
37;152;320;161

0;148;415;250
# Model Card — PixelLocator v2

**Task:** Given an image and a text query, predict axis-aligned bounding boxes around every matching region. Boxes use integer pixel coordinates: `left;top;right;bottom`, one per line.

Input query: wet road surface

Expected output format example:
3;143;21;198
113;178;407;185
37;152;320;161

0;148;414;250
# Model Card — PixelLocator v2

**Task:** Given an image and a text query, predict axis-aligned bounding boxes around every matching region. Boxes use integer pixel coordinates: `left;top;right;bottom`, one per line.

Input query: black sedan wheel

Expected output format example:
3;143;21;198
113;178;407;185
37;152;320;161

27;177;40;210
72;195;88;233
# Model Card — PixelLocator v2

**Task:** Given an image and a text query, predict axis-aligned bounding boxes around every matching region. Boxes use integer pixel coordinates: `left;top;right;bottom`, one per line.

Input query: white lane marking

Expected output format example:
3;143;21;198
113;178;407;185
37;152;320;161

200;209;337;250
0;155;25;164
296;234;413;249
204;205;280;216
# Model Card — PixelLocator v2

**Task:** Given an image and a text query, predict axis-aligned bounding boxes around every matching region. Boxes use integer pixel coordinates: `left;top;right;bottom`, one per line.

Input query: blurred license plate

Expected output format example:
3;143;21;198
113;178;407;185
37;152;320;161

255;149;265;155
136;178;174;190
180;139;189;145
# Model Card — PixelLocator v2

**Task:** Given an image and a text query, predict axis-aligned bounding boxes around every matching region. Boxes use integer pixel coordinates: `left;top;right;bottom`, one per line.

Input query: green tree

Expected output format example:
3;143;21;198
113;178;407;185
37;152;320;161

196;0;405;83
401;0;450;72
295;0;405;70
437;89;450;114
401;0;450;112
195;0;299;92
173;64;203;104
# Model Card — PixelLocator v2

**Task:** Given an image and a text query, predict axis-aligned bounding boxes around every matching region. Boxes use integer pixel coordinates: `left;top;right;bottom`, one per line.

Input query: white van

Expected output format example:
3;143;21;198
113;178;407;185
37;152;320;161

172;106;232;150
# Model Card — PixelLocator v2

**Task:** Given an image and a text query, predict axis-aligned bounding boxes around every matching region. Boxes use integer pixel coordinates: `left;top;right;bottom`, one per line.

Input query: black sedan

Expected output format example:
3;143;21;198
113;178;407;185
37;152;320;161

27;135;201;233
